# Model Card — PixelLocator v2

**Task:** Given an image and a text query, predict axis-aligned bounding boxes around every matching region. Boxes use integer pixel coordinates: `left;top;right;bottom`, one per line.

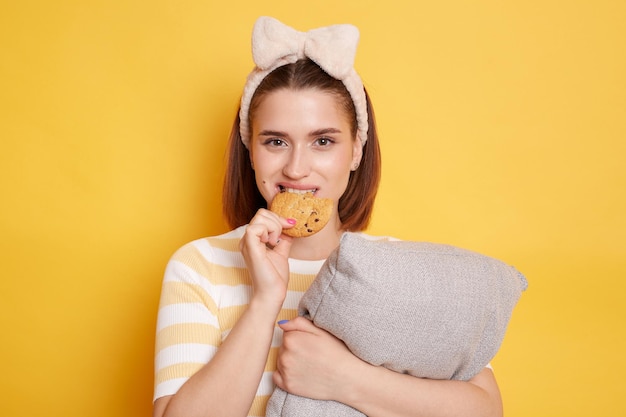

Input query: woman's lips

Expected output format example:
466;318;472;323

278;185;318;195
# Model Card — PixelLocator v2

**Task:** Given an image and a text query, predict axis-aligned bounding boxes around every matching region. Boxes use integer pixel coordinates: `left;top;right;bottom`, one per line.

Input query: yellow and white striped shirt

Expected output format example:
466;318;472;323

154;225;328;416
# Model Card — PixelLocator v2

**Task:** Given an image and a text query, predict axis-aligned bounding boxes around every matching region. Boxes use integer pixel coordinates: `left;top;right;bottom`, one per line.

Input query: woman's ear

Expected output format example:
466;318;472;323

351;135;364;170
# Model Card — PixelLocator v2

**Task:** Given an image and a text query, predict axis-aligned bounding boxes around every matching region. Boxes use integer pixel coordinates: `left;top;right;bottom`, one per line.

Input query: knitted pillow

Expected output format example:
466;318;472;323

266;232;527;417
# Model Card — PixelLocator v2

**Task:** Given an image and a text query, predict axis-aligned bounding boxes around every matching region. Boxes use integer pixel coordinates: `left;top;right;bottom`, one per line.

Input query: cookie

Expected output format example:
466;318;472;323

270;192;333;237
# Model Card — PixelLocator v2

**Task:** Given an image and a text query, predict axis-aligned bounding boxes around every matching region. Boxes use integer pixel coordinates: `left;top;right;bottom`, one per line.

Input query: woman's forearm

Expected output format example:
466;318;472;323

156;298;281;417
342;364;502;417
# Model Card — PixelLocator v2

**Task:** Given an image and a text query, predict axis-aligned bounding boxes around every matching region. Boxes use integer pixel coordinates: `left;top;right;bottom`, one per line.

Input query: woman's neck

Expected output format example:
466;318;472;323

288;222;345;261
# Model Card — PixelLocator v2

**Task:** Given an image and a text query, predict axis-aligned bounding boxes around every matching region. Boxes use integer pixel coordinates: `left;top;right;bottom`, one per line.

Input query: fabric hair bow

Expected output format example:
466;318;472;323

239;16;368;147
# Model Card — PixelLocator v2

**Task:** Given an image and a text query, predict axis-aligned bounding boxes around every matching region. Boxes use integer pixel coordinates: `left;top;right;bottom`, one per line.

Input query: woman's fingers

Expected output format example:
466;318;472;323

248;209;296;245
277;316;318;334
238;208;297;304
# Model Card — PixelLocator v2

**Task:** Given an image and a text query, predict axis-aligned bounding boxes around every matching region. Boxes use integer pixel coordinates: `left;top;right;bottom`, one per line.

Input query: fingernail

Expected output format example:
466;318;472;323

286;218;297;225
277;320;289;325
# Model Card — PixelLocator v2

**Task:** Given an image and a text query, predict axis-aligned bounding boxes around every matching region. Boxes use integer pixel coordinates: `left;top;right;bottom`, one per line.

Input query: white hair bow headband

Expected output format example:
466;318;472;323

239;16;369;148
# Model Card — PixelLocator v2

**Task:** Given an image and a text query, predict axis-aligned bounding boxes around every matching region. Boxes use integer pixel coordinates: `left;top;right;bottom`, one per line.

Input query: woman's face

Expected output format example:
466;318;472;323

249;88;362;214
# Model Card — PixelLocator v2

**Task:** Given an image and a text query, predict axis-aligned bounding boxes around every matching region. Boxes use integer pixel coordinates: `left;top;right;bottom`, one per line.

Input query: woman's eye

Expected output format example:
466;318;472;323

265;138;286;147
316;137;333;146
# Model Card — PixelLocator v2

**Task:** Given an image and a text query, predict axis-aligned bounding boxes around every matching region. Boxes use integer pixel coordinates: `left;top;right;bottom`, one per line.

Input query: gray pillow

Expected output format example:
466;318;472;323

266;232;527;417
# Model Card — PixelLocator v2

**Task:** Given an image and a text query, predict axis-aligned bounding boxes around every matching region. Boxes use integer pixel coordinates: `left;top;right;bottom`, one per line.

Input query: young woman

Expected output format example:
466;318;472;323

153;16;503;417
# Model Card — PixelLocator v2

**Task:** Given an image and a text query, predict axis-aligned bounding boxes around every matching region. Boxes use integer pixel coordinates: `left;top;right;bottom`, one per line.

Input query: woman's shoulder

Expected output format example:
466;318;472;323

169;225;247;265
349;231;401;242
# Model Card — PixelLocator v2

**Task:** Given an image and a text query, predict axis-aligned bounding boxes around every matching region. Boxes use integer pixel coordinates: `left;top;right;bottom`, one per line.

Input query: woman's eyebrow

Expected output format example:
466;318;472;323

258;128;343;137
309;127;342;136
258;129;289;137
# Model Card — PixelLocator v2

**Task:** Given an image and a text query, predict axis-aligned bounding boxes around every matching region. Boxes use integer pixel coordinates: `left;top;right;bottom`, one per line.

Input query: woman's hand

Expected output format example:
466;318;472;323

273;317;360;401
240;209;295;307
273;318;503;417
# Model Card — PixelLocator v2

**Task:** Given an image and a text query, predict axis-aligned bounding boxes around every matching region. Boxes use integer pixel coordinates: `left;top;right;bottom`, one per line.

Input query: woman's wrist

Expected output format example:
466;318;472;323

248;290;285;319
334;358;416;415
327;348;374;406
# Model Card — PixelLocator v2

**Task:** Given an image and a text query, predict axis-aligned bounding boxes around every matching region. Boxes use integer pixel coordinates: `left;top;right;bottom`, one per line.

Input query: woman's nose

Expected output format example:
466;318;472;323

282;147;311;179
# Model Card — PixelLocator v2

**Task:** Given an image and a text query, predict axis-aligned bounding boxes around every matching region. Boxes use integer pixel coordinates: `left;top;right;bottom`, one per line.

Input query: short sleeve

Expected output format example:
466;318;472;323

153;242;223;401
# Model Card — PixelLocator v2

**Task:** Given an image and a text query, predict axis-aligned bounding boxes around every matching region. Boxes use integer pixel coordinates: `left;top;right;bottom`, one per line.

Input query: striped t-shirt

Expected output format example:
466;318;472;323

155;225;353;415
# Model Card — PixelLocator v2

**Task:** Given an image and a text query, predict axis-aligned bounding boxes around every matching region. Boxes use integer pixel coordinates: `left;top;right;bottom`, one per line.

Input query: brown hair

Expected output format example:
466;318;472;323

222;59;381;232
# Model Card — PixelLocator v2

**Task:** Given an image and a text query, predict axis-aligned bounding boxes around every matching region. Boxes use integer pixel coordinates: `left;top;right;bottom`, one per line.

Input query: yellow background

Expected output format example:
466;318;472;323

1;1;624;416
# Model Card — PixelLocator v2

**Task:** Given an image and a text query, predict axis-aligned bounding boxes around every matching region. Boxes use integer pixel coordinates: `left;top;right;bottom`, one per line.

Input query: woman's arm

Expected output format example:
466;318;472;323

346;364;502;417
154;211;295;417
274;318;503;417
154;299;282;417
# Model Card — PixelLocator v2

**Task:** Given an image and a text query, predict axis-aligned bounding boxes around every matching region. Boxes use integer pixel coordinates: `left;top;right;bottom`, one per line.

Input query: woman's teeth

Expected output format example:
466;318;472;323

280;187;317;195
